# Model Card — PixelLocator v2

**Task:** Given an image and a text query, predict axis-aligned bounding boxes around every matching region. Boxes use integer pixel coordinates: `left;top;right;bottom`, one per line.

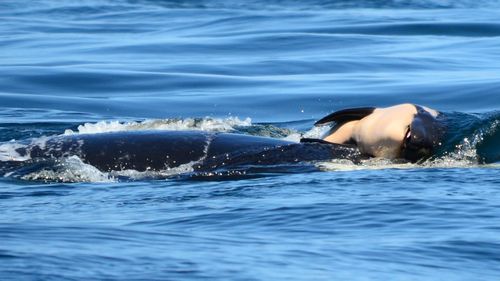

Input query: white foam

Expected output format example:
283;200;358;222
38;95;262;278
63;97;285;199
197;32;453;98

109;161;197;180
63;117;252;135
316;158;417;172
281;125;330;142
30;135;50;150
21;156;114;183
0;136;54;162
19;155;206;182
316;157;489;172
0;141;31;162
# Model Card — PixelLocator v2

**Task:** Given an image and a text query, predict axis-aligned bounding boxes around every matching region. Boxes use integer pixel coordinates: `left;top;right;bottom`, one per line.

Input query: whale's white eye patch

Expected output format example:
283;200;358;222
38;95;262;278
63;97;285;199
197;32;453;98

421;106;439;117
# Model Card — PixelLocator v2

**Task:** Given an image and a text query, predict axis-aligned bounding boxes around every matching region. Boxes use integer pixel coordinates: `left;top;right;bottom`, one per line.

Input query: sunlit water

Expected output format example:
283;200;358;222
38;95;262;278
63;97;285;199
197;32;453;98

1;0;499;280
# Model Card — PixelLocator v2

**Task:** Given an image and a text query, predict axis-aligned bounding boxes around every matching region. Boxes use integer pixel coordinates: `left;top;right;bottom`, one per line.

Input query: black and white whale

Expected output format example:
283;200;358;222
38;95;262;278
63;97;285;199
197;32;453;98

2;130;361;174
315;103;445;162
0;103;446;178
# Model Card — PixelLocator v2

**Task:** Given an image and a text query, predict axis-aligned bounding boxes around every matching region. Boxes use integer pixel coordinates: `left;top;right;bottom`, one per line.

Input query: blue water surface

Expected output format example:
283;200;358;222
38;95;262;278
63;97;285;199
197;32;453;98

1;0;499;280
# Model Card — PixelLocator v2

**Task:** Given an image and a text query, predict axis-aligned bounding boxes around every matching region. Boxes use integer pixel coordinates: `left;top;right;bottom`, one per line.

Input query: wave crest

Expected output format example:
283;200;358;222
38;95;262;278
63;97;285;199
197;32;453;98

63;117;252;135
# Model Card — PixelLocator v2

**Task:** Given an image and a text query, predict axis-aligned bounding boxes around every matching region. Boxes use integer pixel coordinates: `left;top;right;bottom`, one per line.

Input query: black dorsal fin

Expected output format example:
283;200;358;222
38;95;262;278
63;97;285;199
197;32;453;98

314;107;376;126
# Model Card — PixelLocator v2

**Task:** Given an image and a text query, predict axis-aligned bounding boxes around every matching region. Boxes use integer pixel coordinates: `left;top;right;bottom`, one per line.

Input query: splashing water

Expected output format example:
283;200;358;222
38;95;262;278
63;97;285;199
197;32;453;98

63;117;252;135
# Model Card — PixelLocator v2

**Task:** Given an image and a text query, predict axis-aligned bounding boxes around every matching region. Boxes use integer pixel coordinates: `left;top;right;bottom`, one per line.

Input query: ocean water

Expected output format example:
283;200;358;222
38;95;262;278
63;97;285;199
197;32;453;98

1;0;500;280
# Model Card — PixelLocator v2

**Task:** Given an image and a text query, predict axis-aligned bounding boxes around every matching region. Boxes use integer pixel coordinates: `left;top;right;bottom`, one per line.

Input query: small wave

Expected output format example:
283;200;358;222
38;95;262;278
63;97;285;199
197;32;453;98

9;0;500;14
61;116;322;142
439;111;500;164
63;116;252;135
130;0;500;10
305;22;500;37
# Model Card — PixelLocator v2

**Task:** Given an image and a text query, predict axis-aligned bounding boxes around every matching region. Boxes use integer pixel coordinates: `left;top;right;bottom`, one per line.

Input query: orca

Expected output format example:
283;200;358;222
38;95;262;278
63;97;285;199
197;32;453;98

0;103;446;179
3;130;362;174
